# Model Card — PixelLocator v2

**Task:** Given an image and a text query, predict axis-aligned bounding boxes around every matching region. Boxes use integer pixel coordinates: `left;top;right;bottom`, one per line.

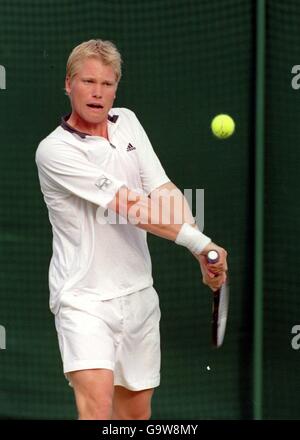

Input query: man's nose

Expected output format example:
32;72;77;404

92;85;103;98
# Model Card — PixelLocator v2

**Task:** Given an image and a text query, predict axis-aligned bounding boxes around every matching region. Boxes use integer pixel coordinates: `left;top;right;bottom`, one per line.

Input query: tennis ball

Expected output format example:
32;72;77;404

211;114;235;139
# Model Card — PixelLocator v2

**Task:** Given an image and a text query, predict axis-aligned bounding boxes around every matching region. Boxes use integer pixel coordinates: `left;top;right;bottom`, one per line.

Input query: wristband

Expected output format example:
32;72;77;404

175;223;211;255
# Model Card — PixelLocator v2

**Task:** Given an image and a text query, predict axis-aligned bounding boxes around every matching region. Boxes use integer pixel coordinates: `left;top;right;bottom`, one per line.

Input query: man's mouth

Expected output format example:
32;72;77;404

87;103;104;109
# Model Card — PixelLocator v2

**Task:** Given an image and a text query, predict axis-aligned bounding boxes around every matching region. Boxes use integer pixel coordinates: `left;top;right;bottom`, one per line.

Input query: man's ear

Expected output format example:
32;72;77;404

65;76;71;95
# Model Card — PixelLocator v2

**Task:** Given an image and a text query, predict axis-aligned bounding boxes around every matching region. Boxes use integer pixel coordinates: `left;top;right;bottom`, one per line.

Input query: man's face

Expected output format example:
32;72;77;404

65;57;118;127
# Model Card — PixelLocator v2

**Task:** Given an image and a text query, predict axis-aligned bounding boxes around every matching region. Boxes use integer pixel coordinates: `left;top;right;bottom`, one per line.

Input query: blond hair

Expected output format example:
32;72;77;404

66;39;122;83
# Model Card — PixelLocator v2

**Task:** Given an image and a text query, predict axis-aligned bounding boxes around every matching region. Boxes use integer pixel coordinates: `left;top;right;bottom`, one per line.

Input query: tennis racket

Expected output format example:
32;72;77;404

206;250;229;348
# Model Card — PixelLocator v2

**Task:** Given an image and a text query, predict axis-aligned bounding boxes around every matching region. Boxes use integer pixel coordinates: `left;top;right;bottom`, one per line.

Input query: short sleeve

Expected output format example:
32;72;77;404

132;112;170;195
35;140;125;209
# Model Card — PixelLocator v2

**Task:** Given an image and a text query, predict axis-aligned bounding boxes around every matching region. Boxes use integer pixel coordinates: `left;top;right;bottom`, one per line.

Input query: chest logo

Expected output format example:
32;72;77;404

126;143;136;152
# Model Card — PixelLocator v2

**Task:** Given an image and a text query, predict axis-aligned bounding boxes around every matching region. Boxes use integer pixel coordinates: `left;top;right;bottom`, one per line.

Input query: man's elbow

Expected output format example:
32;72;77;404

107;186;142;218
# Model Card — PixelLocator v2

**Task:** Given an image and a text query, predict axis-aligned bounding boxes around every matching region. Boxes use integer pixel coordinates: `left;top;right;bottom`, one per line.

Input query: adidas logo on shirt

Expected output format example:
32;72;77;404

126;143;136;152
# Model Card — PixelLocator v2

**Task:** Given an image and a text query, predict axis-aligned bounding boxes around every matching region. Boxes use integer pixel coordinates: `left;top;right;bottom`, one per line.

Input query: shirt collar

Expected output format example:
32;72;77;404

61;112;119;139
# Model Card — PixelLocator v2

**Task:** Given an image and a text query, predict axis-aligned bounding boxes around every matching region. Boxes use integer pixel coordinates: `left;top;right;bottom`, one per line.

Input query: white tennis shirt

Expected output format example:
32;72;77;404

36;108;170;314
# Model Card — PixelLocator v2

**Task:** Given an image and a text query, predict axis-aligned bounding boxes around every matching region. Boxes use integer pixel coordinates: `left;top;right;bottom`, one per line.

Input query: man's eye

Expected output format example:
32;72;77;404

83;79;93;83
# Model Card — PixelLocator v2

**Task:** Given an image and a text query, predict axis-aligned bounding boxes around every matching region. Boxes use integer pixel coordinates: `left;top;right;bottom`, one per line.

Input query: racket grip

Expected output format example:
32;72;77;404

206;250;220;264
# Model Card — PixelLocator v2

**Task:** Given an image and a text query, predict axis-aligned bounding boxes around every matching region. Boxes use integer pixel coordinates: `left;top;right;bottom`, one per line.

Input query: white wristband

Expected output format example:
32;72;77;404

175;223;211;255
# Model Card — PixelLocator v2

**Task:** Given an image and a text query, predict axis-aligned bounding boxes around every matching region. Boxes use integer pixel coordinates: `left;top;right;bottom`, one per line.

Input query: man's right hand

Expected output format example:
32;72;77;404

197;243;228;291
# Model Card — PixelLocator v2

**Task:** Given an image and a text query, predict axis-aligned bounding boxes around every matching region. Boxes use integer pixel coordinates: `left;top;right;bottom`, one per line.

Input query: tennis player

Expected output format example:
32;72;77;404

35;39;228;420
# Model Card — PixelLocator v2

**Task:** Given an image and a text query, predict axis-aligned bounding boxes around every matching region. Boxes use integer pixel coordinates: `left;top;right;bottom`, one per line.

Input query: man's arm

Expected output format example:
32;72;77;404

108;182;193;241
149;181;227;290
107;181;227;290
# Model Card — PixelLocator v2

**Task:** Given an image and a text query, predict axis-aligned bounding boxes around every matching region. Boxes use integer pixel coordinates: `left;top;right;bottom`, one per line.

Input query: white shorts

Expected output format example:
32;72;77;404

54;286;161;391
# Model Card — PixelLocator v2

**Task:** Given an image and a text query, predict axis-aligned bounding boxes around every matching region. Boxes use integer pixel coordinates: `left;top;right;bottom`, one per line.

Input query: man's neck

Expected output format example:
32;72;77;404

67;113;108;139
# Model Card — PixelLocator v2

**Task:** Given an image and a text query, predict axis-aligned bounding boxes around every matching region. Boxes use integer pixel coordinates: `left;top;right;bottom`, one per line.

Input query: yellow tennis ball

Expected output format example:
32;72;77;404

211;114;235;139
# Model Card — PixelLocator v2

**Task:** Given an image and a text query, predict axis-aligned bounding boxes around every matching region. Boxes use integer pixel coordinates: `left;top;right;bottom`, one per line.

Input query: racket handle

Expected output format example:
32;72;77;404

206;250;220;264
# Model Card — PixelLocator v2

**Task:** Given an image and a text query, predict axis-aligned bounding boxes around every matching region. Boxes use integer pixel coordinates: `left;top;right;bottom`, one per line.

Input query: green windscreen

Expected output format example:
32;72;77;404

0;0;269;420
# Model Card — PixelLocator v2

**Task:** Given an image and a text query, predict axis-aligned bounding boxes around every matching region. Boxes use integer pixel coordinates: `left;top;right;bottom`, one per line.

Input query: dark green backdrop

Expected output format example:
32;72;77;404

0;0;298;420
